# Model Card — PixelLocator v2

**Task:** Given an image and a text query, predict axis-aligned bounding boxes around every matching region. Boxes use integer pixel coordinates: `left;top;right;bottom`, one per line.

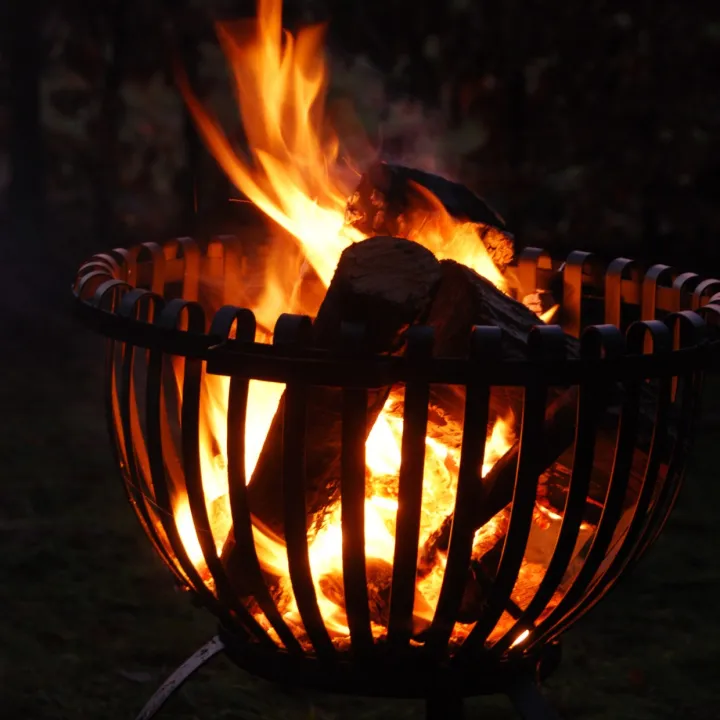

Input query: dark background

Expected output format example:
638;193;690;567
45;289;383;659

1;1;719;718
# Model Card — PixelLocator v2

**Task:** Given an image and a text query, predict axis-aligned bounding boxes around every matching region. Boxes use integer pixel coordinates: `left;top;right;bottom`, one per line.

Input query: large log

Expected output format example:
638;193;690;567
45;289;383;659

424;259;580;460
416;261;583;582
423;260;661;540
225;236;443;551
429;260;579;360
344;162;515;273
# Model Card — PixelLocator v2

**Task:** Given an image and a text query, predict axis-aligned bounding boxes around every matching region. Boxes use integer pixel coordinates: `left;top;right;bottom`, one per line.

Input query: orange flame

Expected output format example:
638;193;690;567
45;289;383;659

169;0;541;649
178;0;361;287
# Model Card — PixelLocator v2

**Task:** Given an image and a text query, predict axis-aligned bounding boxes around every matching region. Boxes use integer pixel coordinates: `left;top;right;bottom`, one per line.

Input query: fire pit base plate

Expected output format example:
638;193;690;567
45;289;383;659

219;626;562;700
134;633;563;720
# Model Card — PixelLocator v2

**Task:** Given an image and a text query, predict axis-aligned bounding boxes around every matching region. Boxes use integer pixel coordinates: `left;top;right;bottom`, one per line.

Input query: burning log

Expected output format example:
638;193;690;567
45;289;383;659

421;260;660;553
344;162;515;273
416;262;583;590
425;259;580;472
429;260;578;360
318;557;434;634
226;236;443;550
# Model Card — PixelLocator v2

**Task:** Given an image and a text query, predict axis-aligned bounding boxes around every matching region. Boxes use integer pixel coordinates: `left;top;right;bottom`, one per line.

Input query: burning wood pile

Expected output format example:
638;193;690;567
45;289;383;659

154;0;658;653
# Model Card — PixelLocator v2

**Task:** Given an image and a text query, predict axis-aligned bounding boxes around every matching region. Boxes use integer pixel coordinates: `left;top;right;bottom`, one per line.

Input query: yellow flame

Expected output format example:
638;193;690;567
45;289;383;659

178;0;361;287
174;500;205;568
482;414;515;477
510;629;531;648
539;305;559;324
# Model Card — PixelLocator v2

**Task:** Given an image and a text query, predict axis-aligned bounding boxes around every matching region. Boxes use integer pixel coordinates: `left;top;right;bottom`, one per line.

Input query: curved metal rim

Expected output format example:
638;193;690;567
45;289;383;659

73;292;720;388
73;239;720;388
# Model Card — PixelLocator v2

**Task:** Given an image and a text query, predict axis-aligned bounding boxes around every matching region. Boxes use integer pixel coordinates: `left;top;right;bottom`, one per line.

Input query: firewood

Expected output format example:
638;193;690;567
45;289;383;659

344;162;515;272
413;261;584;597
429;260;579;360
421;387;659;582
422;260;580;461
319;558;392;626
318;558;434;633
224;236;443;557
421;260;662;550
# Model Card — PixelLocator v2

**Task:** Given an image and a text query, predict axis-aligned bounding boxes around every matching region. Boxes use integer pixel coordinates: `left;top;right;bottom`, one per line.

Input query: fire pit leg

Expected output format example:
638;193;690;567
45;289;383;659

426;694;464;720
506;675;563;720
134;636;226;720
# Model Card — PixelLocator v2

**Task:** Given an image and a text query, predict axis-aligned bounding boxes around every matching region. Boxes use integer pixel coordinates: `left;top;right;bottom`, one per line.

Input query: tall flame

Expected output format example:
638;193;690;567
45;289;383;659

178;0;361;287
170;0;529;648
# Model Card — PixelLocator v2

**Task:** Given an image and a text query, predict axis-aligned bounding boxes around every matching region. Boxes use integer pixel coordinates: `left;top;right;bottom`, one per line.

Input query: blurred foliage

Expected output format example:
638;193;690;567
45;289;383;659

3;0;715;269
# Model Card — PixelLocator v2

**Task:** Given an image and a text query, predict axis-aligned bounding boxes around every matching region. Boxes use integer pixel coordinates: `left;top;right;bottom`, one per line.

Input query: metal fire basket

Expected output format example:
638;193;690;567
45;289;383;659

73;237;720;720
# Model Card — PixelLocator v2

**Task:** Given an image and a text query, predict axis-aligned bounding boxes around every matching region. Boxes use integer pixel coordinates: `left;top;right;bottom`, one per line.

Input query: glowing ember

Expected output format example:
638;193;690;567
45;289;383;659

165;0;575;652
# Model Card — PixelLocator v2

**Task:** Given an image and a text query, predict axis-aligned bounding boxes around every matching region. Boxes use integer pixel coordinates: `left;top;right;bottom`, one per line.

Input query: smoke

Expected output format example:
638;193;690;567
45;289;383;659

327;53;484;184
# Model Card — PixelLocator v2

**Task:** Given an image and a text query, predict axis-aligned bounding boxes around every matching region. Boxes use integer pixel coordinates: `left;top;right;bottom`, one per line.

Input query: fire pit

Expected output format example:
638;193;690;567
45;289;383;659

70;1;720;717
73;235;720;720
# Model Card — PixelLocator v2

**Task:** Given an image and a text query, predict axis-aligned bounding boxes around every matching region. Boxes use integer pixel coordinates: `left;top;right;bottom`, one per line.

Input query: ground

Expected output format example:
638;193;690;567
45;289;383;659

1;249;719;720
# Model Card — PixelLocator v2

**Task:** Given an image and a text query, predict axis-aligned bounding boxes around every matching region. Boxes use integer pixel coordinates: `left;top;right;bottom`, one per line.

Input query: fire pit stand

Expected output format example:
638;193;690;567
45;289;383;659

133;633;560;720
73;237;720;720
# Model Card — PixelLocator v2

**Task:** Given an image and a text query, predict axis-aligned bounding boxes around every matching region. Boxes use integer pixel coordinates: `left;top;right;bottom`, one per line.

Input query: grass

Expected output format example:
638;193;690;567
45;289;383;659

2;255;719;719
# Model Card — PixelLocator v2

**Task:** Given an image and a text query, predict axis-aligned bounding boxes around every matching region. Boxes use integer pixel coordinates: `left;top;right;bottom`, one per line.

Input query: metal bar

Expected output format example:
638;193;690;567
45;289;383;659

388;327;434;647
546;321;671;639
460;327;565;655
604;258;635;328
562;251;593;337
672;272;700;311
145;301;219;599
112;247;136;286
423;328;499;657
641;265;673;357
531;322;643;648
134;636;226;720
340;383;373;653
339;325;373;655
518;248;551;298
102;284;182;587
122;243;166;295
641;265;673;321
634;312;707;559
492;325;623;656
144;330;192;589
176;237;201;302
283;381;335;656
211;307;303;652
117;291;181;579
277;315;335;658
170;300;270;641
691;279;720;310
